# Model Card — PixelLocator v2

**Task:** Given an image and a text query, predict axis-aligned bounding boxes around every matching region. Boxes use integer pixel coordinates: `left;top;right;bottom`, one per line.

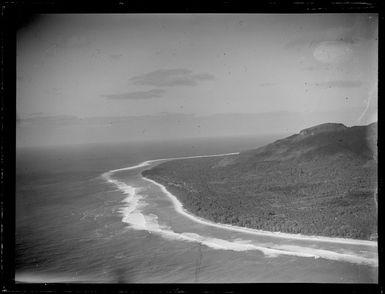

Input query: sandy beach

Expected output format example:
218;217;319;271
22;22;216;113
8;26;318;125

110;152;377;247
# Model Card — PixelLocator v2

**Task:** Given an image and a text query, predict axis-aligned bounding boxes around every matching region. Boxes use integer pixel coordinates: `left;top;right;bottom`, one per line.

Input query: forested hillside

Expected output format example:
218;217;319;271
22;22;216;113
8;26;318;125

142;122;377;240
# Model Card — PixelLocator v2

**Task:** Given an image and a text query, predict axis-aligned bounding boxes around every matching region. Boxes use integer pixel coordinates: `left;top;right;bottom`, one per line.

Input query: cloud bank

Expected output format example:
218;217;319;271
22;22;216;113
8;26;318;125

130;69;215;87
103;89;165;100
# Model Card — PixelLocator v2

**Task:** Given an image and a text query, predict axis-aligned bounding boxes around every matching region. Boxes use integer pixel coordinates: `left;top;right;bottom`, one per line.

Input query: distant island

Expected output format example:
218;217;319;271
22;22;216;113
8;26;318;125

142;122;377;240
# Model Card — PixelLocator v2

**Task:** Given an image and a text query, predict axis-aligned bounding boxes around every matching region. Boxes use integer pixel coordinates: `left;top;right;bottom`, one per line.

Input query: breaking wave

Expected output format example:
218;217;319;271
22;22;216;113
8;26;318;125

102;154;378;267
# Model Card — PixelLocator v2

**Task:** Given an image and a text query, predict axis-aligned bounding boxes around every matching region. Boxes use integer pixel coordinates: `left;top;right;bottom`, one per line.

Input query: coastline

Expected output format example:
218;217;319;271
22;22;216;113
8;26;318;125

104;152;240;175
139;154;378;247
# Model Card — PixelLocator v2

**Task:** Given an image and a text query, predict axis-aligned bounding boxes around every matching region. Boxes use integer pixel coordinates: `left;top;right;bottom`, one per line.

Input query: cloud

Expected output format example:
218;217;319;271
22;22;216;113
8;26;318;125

65;35;91;48
103;89;165;100
284;27;355;51
19;115;80;126
313;80;362;88
30;112;46;117
130;69;215;87
302;64;333;71
109;54;122;60
313;41;354;64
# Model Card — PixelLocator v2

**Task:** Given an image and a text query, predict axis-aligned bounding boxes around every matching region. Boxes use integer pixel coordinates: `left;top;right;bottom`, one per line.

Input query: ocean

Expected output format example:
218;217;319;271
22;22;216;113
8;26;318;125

15;136;378;283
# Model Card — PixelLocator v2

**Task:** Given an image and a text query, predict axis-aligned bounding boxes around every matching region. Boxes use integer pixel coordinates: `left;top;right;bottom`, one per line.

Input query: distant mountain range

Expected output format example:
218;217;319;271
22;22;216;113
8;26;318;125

143;122;378;240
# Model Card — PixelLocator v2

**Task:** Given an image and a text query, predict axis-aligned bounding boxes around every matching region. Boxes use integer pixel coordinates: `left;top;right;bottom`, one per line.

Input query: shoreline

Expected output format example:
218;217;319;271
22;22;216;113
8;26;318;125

110;152;377;247
143;176;377;247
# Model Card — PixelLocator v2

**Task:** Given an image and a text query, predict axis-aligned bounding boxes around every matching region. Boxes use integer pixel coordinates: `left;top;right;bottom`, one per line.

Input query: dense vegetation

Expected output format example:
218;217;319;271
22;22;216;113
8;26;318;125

142;123;377;240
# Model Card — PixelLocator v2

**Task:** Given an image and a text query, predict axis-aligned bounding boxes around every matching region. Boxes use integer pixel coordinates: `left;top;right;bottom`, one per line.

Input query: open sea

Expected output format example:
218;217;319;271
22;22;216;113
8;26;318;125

15;136;378;283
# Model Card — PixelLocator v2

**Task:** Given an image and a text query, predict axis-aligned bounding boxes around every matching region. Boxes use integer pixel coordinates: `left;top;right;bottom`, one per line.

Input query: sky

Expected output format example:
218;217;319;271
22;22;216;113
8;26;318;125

16;14;378;147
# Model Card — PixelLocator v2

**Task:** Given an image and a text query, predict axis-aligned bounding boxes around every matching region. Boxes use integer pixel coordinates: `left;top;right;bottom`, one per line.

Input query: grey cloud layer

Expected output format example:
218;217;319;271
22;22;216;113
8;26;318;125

130;69;215;87
103;89;165;100
104;69;214;101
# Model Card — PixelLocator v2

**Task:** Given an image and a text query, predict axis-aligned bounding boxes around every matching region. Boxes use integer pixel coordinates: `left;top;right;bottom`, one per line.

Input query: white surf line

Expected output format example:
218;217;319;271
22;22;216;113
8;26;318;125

143;177;377;248
104;152;240;175
104;152;377;248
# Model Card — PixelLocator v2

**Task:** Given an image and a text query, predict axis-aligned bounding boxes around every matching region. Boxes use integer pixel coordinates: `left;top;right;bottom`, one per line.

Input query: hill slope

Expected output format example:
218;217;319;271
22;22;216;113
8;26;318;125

143;122;377;240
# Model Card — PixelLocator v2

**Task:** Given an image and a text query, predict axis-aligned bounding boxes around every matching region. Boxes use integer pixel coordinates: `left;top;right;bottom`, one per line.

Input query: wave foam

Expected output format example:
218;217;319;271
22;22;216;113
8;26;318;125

103;154;378;267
